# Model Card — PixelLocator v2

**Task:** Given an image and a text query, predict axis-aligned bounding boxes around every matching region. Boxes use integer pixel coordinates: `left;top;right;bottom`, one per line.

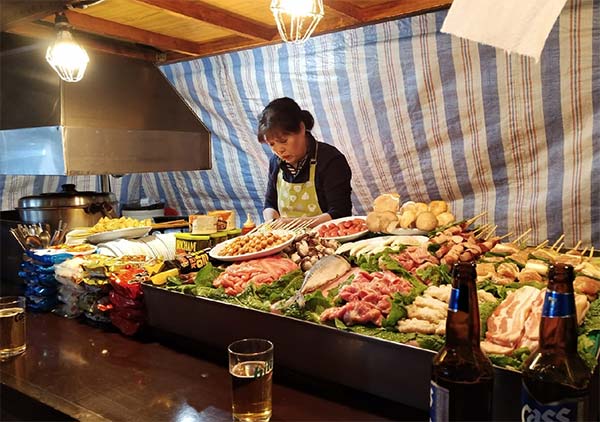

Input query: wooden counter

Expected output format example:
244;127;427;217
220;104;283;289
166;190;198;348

0;313;426;421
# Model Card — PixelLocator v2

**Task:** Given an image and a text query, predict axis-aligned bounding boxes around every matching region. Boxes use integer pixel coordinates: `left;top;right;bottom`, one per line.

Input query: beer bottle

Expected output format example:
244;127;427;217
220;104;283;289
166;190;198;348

430;262;494;421
521;263;590;422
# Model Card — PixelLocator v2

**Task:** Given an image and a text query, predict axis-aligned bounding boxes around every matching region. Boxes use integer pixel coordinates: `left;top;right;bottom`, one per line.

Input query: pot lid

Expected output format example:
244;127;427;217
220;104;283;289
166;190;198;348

18;184;116;209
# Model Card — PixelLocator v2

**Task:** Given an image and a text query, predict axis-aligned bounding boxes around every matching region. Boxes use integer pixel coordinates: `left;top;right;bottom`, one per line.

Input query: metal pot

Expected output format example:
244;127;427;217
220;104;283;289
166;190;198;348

17;184;117;229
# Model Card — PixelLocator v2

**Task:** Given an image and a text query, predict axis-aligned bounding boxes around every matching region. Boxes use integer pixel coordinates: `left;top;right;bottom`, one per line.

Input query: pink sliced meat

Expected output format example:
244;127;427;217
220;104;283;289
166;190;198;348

516;288;545;350
485;285;540;349
213;256;298;295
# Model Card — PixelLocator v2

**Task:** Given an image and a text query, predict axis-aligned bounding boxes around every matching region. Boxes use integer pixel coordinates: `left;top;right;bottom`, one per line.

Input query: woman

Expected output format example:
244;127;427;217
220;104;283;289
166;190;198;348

258;97;352;226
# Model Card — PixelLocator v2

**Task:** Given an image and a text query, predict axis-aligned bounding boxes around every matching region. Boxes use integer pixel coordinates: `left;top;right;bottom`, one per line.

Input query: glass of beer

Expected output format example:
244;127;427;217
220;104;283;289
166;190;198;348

228;338;273;422
0;296;26;360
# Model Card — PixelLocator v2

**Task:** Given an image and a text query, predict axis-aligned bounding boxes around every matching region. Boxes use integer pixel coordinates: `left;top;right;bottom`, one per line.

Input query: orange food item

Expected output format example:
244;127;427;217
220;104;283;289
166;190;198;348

318;218;367;238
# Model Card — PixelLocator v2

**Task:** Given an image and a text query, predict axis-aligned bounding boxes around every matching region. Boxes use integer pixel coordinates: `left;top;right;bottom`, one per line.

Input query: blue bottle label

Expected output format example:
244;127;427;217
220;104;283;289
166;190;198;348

429;381;449;422
521;383;585;422
447;288;460;312
542;291;575;318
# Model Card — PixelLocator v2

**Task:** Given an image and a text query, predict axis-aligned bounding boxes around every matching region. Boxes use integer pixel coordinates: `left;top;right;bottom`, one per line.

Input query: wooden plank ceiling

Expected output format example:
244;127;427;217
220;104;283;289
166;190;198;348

1;0;452;64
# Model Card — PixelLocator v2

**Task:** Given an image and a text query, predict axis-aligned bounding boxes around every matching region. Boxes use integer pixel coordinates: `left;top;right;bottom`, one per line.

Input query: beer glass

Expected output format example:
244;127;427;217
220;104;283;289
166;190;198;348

228;338;273;422
0;296;26;359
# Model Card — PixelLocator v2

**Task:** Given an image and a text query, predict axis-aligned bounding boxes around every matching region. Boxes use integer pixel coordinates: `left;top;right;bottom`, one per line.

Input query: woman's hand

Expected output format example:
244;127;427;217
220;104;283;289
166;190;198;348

263;208;280;222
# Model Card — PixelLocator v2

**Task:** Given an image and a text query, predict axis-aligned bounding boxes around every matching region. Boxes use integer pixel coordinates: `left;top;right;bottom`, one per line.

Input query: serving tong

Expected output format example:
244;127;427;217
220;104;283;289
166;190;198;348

9;220;68;250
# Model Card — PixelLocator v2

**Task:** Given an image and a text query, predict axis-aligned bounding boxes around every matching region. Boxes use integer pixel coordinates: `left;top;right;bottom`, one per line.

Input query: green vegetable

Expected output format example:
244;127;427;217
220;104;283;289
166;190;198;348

504;281;545;291
253;270;303;303
416;264;452;286
334;320;418;343
416;334;445;351
194;263;223;287
578;297;600;335
427;243;441;254
283;290;333;323
382;294;407;329
479;300;500;339
488;347;531;371
377;254;414;280
401;277;427;306
577;334;599;371
478;279;508;300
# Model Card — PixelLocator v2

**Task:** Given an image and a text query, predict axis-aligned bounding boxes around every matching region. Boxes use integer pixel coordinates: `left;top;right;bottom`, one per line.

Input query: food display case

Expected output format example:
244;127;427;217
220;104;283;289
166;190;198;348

142;283;600;420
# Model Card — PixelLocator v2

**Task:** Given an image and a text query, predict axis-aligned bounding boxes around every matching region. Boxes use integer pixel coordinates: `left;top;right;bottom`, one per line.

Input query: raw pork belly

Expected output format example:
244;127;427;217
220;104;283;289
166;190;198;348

213;256;298;295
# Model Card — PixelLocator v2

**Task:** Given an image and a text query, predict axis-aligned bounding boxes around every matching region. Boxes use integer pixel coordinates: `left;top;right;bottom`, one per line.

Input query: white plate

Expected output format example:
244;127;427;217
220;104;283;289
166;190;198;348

209;230;295;262
313;216;369;242
387;228;427;236
86;226;152;244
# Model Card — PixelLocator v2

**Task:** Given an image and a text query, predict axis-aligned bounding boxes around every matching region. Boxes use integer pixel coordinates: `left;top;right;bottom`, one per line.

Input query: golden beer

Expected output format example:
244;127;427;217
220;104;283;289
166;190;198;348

231;361;272;422
228;339;274;422
0;298;26;359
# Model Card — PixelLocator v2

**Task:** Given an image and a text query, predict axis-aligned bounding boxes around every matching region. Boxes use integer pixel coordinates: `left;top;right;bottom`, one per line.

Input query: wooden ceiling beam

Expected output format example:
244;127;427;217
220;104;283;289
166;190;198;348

358;0;452;22
5;22;165;62
134;0;278;41
325;1;363;22
63;10;225;56
0;0;70;31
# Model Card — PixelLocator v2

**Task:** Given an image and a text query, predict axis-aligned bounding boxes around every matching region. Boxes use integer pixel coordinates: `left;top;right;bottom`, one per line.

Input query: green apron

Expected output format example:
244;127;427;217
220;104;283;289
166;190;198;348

276;150;323;218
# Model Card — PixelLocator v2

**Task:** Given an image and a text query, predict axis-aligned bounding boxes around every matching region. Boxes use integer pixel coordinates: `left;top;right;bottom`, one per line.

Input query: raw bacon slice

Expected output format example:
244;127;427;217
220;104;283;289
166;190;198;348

485;285;540;349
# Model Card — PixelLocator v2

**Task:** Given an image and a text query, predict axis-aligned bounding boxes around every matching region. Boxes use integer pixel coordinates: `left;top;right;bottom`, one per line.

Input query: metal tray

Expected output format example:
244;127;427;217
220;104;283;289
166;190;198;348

142;283;599;420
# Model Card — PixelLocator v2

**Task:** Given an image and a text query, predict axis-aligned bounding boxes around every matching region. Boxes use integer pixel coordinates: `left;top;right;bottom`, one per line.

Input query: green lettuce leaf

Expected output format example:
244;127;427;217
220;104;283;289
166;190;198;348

416;264;452;286
488;347;531;371
334;320;418;343
579;297;600;335
382;294;407;329
577;334;599;371
416;334;445;351
377;254;414;279
282;290;333;323
253;270;303;303
194;263;223;287
479;300;500;339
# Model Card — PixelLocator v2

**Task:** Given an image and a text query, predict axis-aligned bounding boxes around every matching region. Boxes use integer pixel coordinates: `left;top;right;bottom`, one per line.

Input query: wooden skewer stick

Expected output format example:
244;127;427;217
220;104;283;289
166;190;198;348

551;234;565;251
465;211;488;227
535;239;549;250
497;232;513;241
484;225;498;241
513;228;532;245
473;224;490;236
554;242;564;253
589;246;595;259
581;247;589;257
571;240;582;252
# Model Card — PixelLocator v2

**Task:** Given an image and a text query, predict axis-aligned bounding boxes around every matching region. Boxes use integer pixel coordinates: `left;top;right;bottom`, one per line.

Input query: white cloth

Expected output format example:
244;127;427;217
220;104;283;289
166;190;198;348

441;0;568;61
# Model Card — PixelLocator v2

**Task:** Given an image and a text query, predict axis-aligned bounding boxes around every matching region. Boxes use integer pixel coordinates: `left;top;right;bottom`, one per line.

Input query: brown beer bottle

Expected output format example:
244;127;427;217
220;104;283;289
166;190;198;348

521;263;590;421
430;262;494;421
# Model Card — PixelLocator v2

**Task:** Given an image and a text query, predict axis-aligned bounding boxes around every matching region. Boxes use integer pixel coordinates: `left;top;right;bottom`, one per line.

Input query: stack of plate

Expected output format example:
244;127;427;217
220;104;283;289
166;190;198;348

96;233;175;260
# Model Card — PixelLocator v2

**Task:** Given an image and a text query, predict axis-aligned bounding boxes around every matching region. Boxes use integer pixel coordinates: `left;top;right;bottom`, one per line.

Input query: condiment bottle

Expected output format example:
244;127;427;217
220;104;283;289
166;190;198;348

241;213;256;235
430;261;494;421
521;263;590;421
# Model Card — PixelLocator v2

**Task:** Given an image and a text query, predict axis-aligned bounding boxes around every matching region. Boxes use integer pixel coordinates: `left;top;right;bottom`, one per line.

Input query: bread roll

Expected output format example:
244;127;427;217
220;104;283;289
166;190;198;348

414;202;429;215
366;212;381;232
373;193;400;213
416;212;438;231
400;210;417;229
436;212;455;227
378;211;398;231
428;200;448;216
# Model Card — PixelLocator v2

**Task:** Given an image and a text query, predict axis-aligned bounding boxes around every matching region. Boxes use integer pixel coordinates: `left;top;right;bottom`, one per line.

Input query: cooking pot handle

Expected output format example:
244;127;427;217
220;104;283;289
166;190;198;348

85;201;115;217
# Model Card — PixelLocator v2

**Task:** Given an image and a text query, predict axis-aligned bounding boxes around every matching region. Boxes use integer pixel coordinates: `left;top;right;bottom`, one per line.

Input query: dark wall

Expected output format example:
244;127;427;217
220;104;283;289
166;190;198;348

0;210;24;296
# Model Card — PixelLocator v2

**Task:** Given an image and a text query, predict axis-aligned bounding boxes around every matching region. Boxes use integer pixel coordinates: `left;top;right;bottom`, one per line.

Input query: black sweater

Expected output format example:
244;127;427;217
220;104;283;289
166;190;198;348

264;133;352;219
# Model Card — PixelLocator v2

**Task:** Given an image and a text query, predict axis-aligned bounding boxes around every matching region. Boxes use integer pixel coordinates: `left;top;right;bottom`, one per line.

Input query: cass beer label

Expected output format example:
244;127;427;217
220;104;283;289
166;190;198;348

542;291;575;318
521;383;585;422
447;288;461;312
429;381;449;422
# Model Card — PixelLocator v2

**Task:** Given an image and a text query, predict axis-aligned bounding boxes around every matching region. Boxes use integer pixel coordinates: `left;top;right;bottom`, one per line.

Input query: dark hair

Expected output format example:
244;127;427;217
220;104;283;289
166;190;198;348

257;97;314;143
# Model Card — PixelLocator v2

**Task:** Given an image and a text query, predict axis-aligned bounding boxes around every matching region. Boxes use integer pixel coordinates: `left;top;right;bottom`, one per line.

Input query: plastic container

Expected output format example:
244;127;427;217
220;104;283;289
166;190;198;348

175;233;211;253
226;228;242;240
209;231;228;246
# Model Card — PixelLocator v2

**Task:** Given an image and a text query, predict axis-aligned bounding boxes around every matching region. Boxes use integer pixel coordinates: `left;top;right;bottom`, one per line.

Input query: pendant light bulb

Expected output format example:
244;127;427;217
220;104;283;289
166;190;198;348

271;0;324;44
46;13;89;83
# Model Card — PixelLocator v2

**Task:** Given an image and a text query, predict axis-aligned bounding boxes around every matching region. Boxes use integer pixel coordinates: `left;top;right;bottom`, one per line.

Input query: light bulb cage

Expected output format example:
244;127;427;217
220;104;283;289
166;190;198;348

270;0;324;44
46;12;89;83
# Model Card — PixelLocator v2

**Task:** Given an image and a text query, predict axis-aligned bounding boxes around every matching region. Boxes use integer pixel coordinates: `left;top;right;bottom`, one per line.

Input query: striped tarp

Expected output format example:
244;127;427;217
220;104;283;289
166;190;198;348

1;0;598;247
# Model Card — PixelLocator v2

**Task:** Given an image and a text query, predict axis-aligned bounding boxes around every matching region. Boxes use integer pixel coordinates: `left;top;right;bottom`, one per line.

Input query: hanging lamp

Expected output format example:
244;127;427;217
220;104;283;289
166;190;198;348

270;0;324;44
45;12;89;83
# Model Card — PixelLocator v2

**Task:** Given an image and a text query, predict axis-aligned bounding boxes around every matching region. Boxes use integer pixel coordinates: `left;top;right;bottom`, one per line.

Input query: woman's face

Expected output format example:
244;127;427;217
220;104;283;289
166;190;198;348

265;122;307;166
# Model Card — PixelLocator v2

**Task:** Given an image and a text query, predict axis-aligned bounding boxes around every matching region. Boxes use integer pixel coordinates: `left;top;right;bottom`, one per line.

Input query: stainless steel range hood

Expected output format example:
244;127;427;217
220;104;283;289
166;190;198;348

0;33;211;175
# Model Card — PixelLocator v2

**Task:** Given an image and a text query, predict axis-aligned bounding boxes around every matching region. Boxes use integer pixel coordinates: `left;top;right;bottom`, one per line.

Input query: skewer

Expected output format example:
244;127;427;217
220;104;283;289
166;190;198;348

473;224;490;236
589;246;595;259
465;211;488;227
9;229;27;250
572;240;582;252
513;228;532;245
535;239;549;250
581;247;588;257
554;242;564;253
496;232;513;241
551;234;565;250
484;225;498;241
